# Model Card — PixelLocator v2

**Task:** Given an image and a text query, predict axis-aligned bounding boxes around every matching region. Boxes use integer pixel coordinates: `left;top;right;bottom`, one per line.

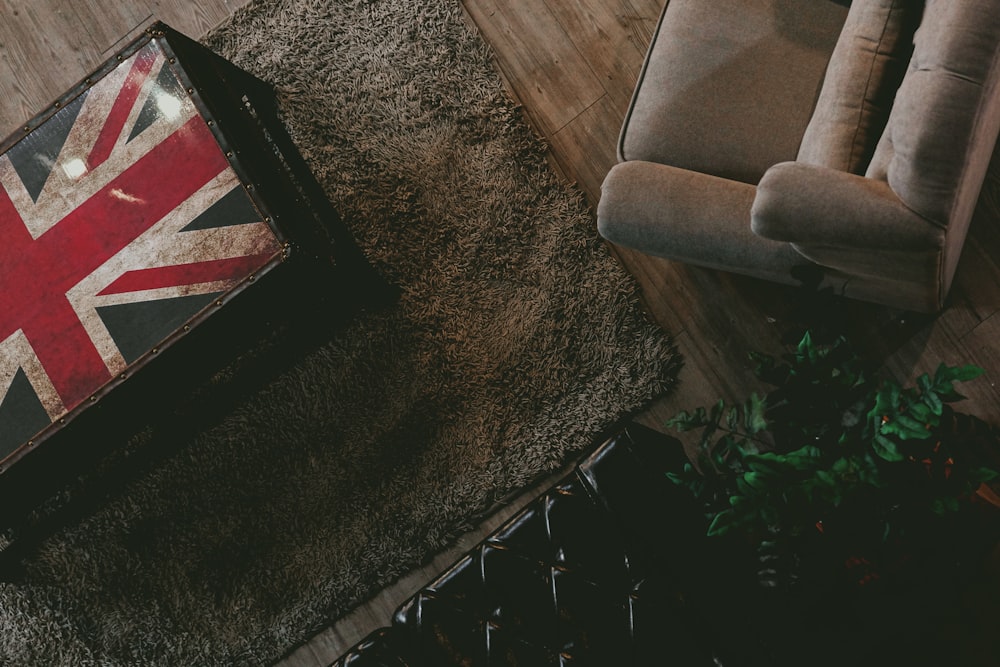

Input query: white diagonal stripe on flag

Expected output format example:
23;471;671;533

66;169;277;375
0;51;200;239
0;331;65;420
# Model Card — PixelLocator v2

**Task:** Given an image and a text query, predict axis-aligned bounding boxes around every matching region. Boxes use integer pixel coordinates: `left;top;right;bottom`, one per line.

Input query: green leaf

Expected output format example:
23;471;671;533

969;467;1000;483
665;409;699;432
906;401;933;424
814;470;835;486
869;383;902;426
796;330;815;361
857;453;884;486
711;447;727;472
699;422;720;454
781;445;822;471
695;449;714;475
922;390;944;417
938;363;984;384
726;406;740;432
708;399;725;425
932;363;983;402
744;452;789;476
707;510;738;537
733;436;752;456
831;457;853;475
743;471;768;491
881;413;932;440
930;496;961;515
872;434;905;462
744;393;768;434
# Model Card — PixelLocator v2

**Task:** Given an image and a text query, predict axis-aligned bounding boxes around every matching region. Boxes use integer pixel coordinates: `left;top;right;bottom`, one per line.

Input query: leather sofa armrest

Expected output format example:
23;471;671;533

750;162;944;251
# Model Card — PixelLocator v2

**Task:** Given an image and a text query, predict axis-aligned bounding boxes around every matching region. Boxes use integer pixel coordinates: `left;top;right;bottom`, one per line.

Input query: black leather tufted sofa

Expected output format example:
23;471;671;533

328;423;735;667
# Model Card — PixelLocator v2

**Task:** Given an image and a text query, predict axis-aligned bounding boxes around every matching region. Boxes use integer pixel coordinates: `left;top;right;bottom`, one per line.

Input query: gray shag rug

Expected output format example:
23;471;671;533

0;0;678;664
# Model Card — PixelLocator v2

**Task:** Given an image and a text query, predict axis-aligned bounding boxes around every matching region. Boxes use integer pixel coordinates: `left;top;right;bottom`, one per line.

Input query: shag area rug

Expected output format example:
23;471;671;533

0;0;678;664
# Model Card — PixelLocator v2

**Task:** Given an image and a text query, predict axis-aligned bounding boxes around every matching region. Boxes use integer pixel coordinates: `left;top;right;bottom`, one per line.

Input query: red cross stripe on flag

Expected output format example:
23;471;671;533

0;41;285;460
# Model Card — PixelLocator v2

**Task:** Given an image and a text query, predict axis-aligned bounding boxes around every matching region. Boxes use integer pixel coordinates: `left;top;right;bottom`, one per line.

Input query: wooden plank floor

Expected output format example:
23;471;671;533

0;0;252;126
4;1;1000;665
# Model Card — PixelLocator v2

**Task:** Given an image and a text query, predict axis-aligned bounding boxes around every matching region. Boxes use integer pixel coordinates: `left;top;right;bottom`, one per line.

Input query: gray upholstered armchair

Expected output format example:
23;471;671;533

597;0;1000;313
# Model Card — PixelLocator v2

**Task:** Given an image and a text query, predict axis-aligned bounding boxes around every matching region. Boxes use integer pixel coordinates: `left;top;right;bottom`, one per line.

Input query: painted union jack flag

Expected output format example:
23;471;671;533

0;41;285;463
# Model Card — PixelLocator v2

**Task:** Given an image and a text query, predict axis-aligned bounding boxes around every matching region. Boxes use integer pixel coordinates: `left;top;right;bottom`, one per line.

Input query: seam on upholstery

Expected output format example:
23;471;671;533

881;169;951;231
926;213;949;311
618;0;672;163
940;24;1000;259
848;0;900;172
932;42;1000;307
934;241;944;311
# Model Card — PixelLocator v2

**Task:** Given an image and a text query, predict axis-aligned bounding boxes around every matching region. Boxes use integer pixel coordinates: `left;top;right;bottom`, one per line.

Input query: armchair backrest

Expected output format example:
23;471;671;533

796;0;922;174
866;0;1000;220
795;0;1000;305
866;0;1000;289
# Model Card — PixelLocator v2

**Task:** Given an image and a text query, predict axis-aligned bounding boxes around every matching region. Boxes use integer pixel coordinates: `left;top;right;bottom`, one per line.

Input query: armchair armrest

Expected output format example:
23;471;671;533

597;161;809;286
750;162;944;251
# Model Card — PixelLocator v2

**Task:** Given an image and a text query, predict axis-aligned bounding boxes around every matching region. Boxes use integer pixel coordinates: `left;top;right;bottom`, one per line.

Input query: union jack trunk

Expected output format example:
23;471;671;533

0;23;363;529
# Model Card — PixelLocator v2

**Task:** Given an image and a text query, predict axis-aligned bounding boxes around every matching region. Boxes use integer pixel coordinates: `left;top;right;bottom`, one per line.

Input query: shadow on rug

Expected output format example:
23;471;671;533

0;0;679;664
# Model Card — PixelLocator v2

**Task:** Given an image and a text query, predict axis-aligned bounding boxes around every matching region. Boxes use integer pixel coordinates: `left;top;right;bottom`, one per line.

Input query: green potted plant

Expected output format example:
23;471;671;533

665;331;1000;595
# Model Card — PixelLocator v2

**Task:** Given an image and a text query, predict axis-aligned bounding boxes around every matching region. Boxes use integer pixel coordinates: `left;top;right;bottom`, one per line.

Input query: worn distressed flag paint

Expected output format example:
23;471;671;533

0;40;285;464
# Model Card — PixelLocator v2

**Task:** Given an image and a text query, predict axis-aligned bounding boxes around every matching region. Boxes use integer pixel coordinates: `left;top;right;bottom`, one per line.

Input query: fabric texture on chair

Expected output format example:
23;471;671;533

762;0;1000;311
599;0;1000;313
618;0;849;185
598;161;810;286
866;0;1000;293
797;0;923;173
